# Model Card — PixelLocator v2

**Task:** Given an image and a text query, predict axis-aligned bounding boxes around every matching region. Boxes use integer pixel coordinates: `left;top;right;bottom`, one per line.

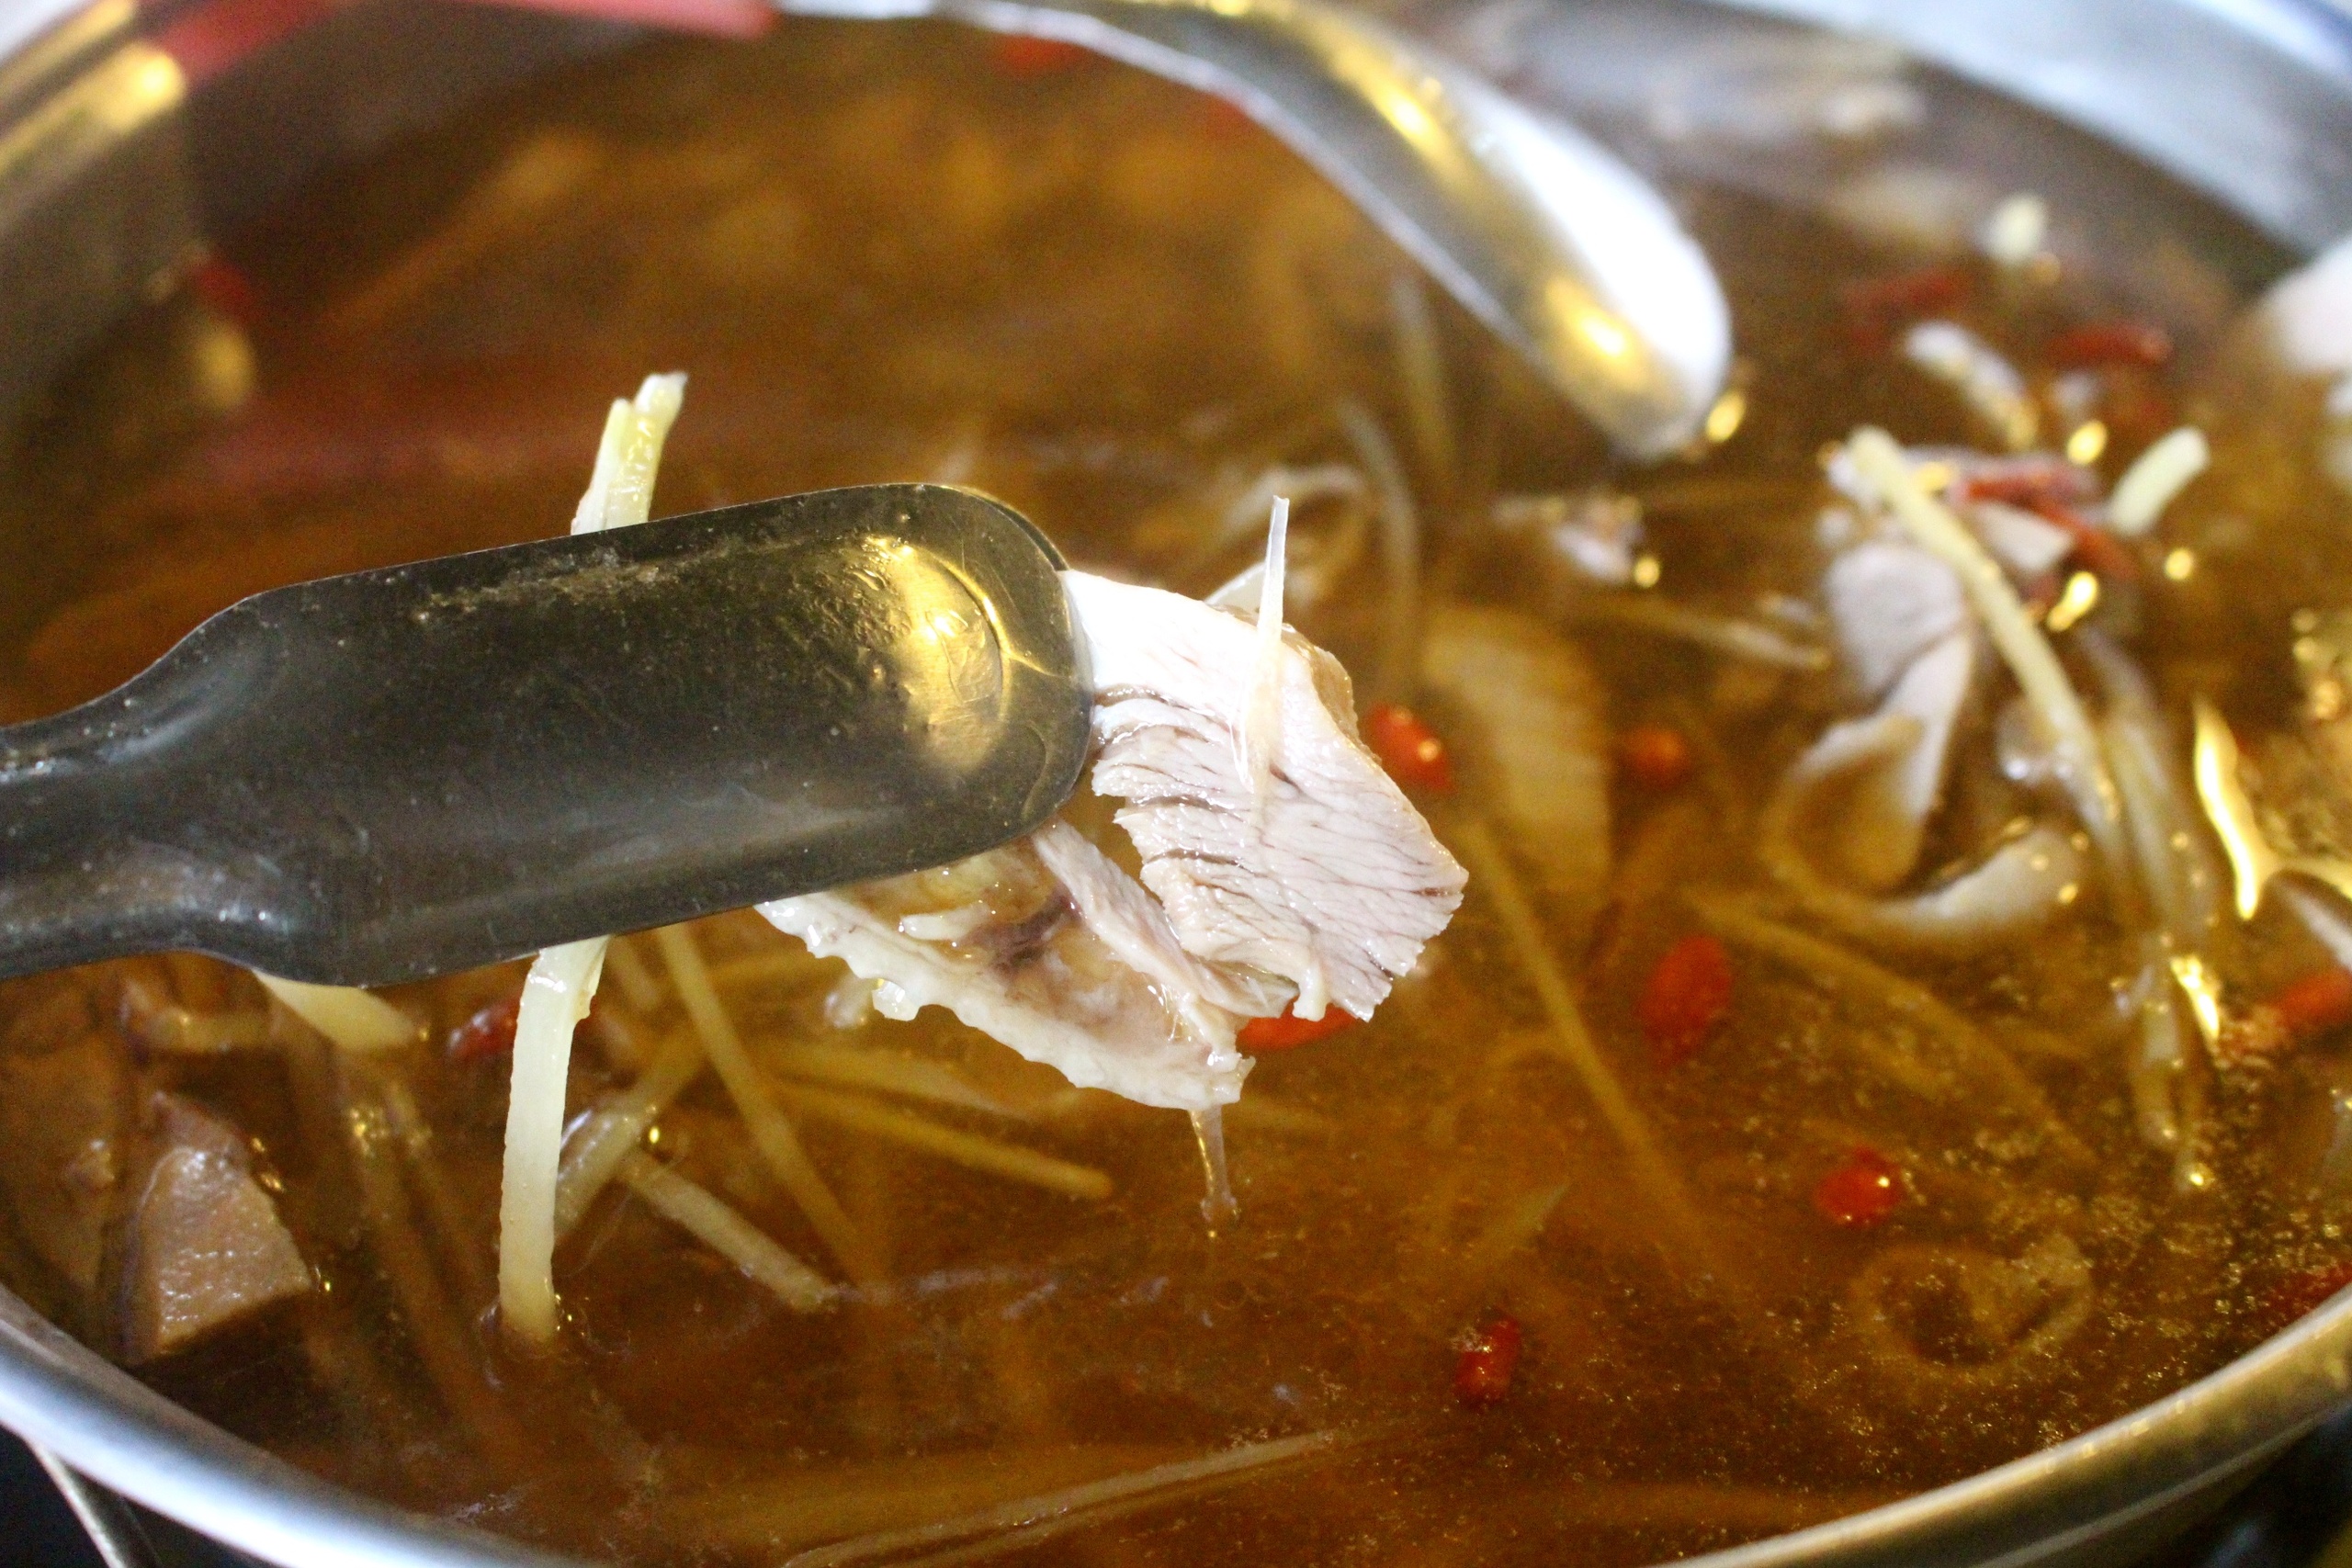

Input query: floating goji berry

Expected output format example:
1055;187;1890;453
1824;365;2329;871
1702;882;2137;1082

447;994;522;1064
1618;724;1693;791
1813;1146;1905;1227
1238;1005;1361;1052
1453;1313;1522;1408
1638;934;1733;1069
2047;320;2173;370
2269;967;2352;1043
1365;704;1455;794
992;35;1091;75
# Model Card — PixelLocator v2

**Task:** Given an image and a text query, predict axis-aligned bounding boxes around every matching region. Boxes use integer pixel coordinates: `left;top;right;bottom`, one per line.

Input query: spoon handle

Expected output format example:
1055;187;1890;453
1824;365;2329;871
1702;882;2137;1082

775;0;1725;455
0;484;1090;987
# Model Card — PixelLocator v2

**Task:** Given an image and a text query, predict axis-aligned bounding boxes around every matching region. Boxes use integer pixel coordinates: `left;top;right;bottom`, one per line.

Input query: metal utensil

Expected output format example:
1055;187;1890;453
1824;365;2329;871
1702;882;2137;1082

0;482;1090;987
0;0;1733;458
778;0;1731;457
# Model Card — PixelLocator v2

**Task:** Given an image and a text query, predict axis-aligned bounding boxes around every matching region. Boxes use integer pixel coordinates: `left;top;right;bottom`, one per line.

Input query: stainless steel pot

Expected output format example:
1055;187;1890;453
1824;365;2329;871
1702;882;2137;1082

3;0;2352;1563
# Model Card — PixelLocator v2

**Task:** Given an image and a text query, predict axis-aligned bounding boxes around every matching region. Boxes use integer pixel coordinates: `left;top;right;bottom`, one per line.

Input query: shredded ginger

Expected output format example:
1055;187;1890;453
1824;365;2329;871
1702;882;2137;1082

252;975;418;1053
2109;426;2209;536
497;372;684;1345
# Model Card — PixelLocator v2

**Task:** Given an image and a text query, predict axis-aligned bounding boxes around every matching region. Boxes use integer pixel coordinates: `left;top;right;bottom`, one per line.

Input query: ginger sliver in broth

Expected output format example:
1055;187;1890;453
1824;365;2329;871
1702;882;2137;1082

4;24;2349;1568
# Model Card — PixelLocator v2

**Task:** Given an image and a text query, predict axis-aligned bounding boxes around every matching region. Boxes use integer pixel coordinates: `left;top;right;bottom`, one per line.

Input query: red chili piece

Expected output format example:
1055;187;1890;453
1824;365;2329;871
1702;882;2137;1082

1364;704;1455;795
1238;1005;1361;1053
447;995;523;1064
1618;724;1693;792
1841;265;1973;353
1813;1147;1905;1228
1949;457;2098;510
2025;495;2141;583
1637;934;1733;1069
2270;967;2352;1043
1453;1313;1522;1408
2047;320;2173;371
991;35;1091;75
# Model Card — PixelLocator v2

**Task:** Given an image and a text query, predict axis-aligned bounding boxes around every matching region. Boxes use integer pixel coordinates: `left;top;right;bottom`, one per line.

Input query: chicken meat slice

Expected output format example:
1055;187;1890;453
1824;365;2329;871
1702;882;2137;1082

1807;630;1977;892
1066;572;1464;1022
768;829;1266;1111
1419;604;1611;939
1825;538;1968;700
765;571;1464;1112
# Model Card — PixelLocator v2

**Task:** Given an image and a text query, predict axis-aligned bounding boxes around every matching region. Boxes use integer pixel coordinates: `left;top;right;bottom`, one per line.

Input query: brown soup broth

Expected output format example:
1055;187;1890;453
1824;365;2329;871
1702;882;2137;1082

2;18;2347;1567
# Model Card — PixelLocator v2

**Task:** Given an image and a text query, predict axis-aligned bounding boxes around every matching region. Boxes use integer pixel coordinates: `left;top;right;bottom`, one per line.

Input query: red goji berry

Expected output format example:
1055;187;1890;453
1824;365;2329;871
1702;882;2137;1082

447;994;522;1064
1950;457;2098;510
2246;1259;2352;1342
1618;724;1693;791
2025;495;2141;583
1638;934;1733;1069
2270;967;2352;1043
2047;320;2173;370
992;35;1091;75
1198;94;1254;137
1813;1147;1905;1227
1453;1313;1522;1408
1365;704;1455;795
2260;1262;2352;1337
188;254;263;327
1238;1005;1361;1053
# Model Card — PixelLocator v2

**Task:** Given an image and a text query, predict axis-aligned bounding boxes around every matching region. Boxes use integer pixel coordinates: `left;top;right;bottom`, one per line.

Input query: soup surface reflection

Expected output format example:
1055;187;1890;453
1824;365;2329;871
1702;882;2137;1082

1;18;2347;1568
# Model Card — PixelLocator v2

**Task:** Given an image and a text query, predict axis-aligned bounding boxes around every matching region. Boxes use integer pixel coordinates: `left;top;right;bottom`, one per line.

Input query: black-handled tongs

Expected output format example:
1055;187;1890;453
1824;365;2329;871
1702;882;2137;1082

0;484;1091;986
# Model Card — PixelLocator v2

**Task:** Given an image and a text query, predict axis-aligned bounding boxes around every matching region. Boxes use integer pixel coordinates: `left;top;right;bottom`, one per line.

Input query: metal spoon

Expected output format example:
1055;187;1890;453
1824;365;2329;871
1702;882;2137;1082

780;0;1731;457
0;484;1090;987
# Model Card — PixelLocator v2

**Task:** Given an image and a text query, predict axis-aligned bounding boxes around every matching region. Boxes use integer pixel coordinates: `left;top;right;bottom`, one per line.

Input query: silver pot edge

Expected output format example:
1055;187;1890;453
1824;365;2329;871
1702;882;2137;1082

4;0;2352;1562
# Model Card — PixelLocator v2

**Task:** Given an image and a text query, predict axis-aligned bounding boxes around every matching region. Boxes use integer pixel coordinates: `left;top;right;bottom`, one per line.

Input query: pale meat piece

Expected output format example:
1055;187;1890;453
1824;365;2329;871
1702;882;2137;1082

1963;501;2073;581
0;1034;129;1295
766;572;1464;1112
768;829;1265;1111
1813;630;1977;892
1066;572;1465;1021
120;1093;311;1363
1818;533;1985;889
1825;538;1969;700
1419;604;1610;937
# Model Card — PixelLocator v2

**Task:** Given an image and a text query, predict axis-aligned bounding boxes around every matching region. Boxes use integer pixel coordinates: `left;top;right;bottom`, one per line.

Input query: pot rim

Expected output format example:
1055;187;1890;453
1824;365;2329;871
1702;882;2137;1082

5;0;2352;1564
